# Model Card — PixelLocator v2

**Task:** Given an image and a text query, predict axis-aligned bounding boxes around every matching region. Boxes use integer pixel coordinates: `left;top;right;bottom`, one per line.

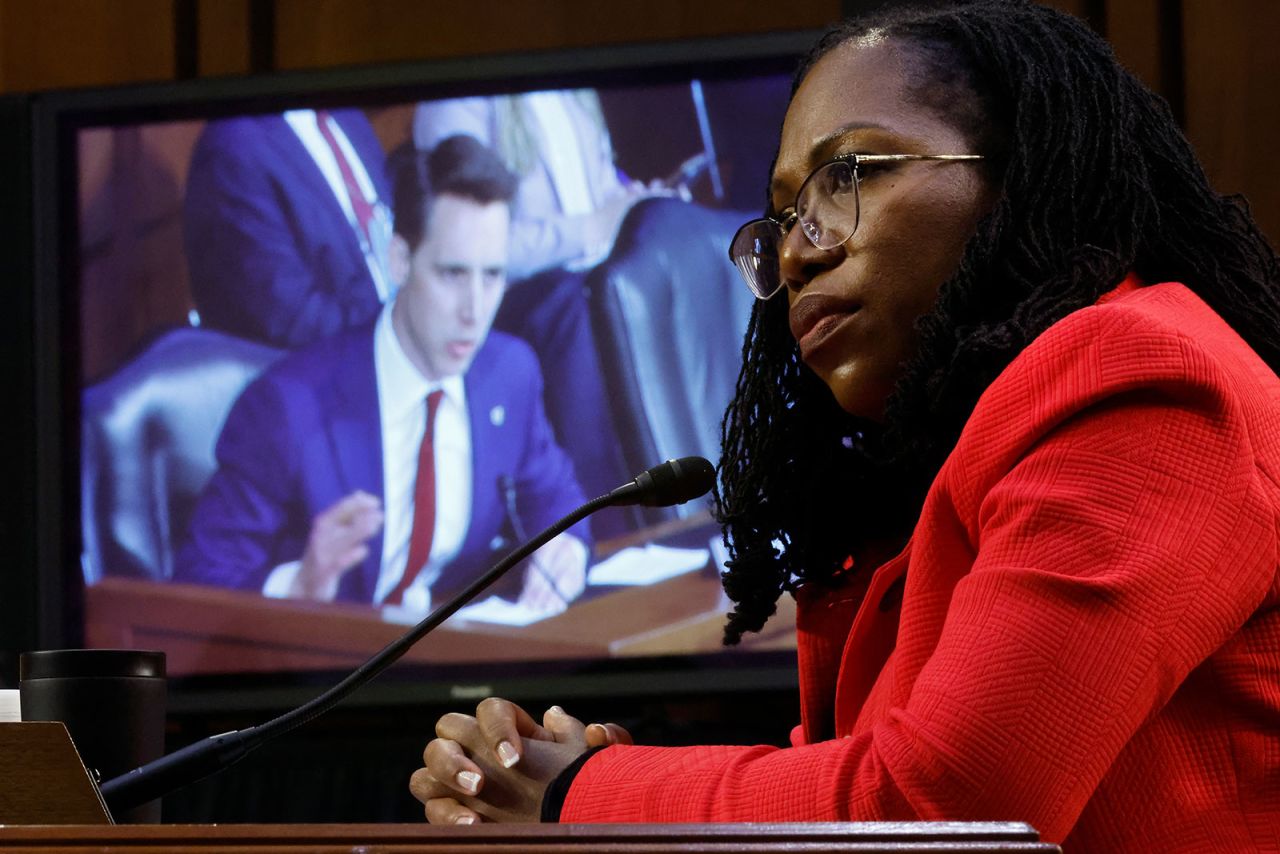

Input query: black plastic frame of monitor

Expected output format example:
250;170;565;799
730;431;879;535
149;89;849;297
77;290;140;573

0;94;40;687
14;29;819;708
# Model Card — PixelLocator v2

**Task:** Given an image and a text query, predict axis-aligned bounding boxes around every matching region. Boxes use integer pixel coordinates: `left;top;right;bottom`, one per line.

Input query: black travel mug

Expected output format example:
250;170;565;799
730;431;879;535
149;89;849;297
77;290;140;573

19;649;166;823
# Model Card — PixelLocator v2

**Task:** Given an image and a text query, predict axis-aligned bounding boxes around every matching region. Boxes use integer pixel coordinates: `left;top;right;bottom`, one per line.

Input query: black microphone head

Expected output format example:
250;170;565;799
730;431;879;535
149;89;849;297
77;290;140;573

609;456;716;507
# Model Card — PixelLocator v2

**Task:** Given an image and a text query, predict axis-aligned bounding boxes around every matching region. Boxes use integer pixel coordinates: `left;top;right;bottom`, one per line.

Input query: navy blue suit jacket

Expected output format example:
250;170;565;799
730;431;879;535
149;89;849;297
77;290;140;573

184;110;390;349
173;325;589;605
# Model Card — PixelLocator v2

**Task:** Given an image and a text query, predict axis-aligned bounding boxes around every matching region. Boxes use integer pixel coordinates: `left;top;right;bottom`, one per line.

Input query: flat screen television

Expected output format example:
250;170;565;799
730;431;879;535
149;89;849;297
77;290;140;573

5;31;815;714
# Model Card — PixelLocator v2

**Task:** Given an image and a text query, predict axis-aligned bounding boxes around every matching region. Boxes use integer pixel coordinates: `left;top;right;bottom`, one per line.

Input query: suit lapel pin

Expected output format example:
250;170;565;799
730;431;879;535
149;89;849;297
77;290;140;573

490;405;505;426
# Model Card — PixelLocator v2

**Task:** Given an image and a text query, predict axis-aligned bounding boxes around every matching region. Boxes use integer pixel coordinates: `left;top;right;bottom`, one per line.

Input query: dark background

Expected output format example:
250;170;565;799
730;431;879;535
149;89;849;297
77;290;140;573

2;0;1274;243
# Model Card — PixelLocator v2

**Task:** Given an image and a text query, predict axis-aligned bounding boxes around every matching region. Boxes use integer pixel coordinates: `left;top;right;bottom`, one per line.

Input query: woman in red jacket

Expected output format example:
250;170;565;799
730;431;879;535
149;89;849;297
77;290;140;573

410;1;1280;848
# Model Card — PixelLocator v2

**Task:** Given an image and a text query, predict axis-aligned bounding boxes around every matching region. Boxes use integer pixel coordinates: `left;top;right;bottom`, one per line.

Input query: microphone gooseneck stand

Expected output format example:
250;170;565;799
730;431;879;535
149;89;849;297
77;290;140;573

99;456;715;814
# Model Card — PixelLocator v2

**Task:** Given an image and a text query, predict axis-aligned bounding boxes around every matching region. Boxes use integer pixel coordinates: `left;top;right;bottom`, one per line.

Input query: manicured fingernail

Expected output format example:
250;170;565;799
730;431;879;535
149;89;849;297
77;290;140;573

454;814;477;825
455;770;481;794
497;740;519;768
548;705;565;717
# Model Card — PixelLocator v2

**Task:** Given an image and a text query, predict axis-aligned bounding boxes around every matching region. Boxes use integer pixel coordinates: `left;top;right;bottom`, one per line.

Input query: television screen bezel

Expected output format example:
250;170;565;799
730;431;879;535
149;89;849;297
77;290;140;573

23;30;818;713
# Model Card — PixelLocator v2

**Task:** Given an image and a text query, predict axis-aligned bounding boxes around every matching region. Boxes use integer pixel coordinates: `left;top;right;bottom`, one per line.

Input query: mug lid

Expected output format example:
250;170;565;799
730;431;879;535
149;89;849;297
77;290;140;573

19;649;166;680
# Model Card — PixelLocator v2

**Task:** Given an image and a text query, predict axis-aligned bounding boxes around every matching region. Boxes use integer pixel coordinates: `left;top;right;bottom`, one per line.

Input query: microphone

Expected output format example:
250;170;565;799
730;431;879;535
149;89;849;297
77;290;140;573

98;456;715;814
608;455;715;507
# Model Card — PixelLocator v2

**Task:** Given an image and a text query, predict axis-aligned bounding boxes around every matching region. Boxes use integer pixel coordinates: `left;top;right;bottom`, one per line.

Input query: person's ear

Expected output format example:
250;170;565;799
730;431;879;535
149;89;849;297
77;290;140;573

389;233;411;288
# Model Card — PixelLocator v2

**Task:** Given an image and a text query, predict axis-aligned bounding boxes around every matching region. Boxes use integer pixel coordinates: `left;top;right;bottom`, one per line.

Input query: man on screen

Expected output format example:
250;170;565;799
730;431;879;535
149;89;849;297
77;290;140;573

174;135;589;616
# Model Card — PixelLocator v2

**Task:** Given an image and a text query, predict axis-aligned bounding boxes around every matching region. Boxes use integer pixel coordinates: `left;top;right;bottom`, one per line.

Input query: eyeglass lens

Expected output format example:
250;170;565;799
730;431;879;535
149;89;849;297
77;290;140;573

799;160;860;250
730;223;782;299
730;159;862;299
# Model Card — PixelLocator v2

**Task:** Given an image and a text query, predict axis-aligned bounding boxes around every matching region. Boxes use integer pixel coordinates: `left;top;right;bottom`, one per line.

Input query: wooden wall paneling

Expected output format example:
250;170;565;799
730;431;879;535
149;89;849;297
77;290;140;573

1182;0;1280;245
196;0;253;78
0;0;177;93
1103;0;1165;98
271;0;841;71
0;1;6;92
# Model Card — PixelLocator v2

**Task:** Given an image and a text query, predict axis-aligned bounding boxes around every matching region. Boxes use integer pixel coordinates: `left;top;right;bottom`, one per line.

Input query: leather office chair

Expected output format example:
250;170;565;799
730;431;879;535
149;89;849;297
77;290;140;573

587;197;755;521
80;326;281;583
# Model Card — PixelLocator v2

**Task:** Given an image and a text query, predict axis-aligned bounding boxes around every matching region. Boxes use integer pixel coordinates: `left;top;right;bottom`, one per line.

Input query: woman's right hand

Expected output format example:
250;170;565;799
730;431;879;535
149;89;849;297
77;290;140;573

411;697;633;825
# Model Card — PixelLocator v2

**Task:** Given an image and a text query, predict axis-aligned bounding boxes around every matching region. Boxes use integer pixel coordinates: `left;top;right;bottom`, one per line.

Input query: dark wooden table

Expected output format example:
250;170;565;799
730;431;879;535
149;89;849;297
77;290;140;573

0;821;1061;852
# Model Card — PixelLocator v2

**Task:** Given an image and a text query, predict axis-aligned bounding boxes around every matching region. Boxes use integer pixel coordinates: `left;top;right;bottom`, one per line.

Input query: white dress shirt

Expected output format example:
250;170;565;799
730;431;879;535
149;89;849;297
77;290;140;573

263;303;472;613
371;303;470;612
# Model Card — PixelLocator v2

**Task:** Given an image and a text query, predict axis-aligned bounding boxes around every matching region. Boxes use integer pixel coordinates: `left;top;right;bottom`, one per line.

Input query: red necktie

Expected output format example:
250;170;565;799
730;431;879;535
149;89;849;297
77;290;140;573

385;390;445;606
314;110;376;249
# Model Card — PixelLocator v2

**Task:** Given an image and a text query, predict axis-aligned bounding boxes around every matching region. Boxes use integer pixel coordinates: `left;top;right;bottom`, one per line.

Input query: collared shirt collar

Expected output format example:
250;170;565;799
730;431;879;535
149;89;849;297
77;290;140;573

374;302;466;418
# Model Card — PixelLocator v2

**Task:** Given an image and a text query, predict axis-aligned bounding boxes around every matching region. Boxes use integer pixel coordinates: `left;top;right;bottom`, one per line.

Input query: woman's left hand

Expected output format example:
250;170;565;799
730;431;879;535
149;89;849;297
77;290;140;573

410;699;590;824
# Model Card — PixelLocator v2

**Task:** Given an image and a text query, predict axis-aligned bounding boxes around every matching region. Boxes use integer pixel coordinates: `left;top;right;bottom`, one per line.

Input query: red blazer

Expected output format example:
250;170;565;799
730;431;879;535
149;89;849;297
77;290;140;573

562;280;1280;851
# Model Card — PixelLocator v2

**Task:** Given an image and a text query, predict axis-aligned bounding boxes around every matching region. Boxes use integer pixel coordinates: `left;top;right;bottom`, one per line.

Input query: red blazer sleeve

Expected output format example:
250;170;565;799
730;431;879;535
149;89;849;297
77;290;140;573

560;296;1278;834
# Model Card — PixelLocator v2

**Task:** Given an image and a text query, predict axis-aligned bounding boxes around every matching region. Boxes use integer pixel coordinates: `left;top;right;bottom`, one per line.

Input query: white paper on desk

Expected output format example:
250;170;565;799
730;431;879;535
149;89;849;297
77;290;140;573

453;596;558;626
587;544;710;586
380;596;553;627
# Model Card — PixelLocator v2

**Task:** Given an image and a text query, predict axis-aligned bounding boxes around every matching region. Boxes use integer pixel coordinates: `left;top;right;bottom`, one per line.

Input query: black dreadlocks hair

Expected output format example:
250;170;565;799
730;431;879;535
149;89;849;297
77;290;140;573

713;0;1280;644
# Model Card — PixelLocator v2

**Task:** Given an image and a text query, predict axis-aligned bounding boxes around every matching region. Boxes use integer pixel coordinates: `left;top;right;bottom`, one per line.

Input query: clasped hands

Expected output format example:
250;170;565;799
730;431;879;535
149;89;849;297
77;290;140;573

409;697;631;824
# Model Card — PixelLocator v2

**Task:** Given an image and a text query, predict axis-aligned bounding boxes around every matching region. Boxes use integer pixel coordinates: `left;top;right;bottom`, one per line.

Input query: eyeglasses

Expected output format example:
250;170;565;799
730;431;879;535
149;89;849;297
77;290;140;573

729;153;984;300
